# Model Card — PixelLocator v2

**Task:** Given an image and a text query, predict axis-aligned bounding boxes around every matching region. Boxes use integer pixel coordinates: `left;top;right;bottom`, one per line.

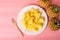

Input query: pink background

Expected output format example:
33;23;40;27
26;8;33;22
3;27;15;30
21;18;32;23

0;0;60;40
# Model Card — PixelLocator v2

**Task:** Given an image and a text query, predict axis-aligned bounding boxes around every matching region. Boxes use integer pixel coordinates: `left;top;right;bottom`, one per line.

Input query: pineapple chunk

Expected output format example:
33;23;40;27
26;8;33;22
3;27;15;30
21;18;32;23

39;17;45;23
32;27;39;32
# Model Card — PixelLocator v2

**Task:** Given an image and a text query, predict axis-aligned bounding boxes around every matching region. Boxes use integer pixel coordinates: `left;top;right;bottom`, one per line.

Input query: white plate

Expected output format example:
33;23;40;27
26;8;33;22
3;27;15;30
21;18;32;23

17;5;48;35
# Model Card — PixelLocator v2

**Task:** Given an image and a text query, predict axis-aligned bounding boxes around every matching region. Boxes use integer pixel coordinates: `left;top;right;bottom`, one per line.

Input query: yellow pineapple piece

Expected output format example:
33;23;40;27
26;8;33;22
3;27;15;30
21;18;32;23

26;25;32;31
34;13;41;19
36;24;42;29
39;17;45;23
32;27;39;32
29;8;35;13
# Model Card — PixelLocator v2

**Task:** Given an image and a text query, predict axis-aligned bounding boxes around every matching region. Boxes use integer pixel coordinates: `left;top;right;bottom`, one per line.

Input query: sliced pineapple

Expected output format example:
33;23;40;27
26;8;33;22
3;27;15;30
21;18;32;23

22;8;45;32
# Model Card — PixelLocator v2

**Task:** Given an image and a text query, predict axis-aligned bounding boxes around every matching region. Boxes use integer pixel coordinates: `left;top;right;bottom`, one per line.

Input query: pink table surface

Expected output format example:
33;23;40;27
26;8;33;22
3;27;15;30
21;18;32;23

0;0;60;40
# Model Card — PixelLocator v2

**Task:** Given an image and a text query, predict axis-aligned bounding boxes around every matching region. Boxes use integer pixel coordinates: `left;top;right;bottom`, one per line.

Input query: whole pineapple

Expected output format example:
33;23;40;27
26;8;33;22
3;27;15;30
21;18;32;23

48;18;60;31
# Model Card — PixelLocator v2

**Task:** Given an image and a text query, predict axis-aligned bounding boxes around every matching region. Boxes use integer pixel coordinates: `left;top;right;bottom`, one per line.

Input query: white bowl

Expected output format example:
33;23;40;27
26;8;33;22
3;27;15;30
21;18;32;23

17;5;48;35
